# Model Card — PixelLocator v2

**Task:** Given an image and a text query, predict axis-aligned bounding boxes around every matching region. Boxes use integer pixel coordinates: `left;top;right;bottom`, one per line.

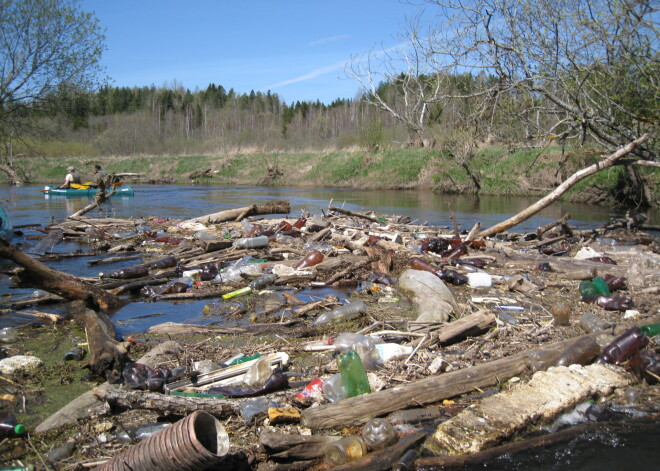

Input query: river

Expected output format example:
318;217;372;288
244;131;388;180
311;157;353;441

1;184;659;467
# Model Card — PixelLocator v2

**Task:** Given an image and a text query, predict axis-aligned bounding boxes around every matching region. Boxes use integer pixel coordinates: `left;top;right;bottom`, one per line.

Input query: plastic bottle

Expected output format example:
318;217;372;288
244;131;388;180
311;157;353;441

466;272;492;287
332;333;382;370
311;300;368;326
375;343;414;363
221;353;262;368
579;313;611;334
592;277;611;295
239;397;279;423
553;336;601;367
361;418;398;450
101;264;149;279
64;347;86;361
295;249;324;269
579;280;600;297
388;407;445;425
322;373;348;403
149;255;177;269
232;236;269;249
524;349;561;372
598;326;649;365
243;357;272;387
640;323;660;338
249;273;278;290
337;350;371;397
324;436;367;465
0;411;26;438
0;326;18;344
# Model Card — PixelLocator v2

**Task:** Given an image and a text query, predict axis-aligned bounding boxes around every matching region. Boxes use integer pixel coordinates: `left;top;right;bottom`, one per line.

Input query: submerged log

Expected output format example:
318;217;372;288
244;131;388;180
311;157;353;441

182;200;291;224
0;240;124;311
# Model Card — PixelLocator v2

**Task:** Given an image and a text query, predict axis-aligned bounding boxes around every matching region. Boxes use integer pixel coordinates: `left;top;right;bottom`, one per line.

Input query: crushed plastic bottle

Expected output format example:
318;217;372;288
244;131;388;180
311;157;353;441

579;312;611;334
322;373;348;403
553;336;601;367
311;300;368;326
239;397;279;423
243;357;272;387
332;333;382;370
0;326;18;344
232;236;269;249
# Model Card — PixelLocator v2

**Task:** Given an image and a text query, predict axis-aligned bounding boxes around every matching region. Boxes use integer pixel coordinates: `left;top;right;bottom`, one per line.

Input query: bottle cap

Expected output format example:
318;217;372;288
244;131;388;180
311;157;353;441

14;423;26;435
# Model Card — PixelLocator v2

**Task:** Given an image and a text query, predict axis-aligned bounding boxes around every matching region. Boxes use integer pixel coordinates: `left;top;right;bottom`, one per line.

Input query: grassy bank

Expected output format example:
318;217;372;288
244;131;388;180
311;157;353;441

11;146;659;205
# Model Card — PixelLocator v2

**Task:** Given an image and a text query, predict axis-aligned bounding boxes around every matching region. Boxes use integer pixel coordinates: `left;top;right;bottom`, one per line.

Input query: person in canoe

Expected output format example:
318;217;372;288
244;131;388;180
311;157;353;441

60;166;82;188
88;164;107;188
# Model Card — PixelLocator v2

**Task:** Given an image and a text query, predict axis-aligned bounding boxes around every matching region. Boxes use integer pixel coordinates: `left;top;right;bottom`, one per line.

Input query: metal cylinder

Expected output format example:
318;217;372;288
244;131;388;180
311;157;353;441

97;410;229;471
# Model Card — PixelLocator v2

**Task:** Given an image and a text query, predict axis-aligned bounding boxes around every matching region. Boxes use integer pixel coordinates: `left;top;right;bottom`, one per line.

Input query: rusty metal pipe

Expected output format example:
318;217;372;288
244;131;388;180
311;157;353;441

97;410;229;471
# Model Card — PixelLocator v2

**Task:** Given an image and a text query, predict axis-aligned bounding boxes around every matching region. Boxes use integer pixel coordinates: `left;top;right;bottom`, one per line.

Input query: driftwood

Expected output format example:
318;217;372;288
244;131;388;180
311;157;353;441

536;213;572;240
69;300;131;383
182;200;291;225
328;205;383;223
14;309;63;323
94;385;238;418
477;134;650;238
300;335;584;430
435;311;496;346
0;240;124;311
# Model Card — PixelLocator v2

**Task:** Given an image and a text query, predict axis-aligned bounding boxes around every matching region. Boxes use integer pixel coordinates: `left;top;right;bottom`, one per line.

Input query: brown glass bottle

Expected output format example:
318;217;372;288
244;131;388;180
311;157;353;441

295;249;324;269
598;326;649;364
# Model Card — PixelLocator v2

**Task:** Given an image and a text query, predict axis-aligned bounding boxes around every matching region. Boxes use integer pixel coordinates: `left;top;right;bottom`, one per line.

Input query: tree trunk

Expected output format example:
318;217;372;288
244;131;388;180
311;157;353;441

0;240;125;311
0;163;23;185
181;200;291;225
476;134;650;239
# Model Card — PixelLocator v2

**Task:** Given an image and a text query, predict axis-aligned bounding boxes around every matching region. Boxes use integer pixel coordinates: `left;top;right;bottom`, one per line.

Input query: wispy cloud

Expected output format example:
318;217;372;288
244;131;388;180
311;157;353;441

266;60;348;89
309;34;349;46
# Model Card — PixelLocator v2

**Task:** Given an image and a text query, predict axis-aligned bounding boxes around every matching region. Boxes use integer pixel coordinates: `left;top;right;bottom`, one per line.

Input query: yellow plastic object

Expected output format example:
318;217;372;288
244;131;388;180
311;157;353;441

222;286;252;299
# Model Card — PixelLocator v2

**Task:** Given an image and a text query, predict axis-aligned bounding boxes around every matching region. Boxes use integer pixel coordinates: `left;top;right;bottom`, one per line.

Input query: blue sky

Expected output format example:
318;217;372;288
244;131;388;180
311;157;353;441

81;1;426;104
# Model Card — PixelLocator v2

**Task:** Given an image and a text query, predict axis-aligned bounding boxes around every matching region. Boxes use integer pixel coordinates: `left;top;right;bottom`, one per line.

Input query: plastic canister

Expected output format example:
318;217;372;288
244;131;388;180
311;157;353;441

466;272;492;287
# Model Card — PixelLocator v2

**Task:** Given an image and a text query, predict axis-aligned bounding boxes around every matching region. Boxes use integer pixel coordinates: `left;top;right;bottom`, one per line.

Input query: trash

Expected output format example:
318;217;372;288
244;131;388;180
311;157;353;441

398;269;456;322
311;299;368;326
467;272;492;287
0;410;26;438
100;264;149;279
579;312;612;334
268;406;301;424
338;350;371;397
0;355;43;376
295;249;324;269
553;336;601;367
240;397;279;423
232;235;269;249
0;326;18;344
322;373;348;403
296;377;324;401
598;326;649;364
96;410;228;471
324;436;367;465
207;367;289;397
361;418;398;450
63;347;86;361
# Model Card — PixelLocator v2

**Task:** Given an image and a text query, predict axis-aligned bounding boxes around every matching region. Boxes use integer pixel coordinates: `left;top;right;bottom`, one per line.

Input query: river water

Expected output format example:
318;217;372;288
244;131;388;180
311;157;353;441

1;184;659;467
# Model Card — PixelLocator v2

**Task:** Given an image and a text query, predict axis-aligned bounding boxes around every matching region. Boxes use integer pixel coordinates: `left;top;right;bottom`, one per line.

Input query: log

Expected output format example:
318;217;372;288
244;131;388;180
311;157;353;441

0;240;124;311
94;385;238;418
182;200;291;224
424;363;633;455
328;206;382;223
69;300;131;383
300;336;584;430
477;134;650;238
435;311;496;345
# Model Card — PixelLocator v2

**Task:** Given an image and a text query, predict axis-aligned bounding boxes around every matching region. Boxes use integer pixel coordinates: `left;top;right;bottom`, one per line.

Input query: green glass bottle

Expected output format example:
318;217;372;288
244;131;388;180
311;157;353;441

337;350;371;397
640;323;660;338
592;277;611;296
579;280;600;297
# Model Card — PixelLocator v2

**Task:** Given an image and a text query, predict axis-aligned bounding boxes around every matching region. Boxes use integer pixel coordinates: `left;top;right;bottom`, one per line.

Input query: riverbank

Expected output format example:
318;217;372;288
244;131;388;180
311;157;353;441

11;146;659;207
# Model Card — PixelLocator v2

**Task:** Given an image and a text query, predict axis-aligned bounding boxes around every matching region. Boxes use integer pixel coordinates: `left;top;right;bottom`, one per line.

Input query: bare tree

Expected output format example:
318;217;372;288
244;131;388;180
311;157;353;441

0;0;105;184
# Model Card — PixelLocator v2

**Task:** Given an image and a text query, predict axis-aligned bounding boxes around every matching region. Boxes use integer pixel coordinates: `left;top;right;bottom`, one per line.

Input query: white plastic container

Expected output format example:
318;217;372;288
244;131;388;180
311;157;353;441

375;343;414;363
467;272;492;287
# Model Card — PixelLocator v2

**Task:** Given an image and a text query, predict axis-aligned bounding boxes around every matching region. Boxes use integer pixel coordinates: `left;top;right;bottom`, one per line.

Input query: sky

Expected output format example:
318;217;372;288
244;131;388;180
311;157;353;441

81;0;428;105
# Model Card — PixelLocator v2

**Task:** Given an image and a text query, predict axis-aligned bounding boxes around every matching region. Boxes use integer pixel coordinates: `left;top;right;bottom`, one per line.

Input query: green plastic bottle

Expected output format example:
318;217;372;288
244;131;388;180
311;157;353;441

579;280;600;297
337;350;371;397
640;323;660;338
592;277;611;296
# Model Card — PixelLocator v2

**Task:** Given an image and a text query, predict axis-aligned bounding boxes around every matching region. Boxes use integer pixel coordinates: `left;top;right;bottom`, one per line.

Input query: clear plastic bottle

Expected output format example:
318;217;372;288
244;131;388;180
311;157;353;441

0;326;18;344
100;422;171;443
324;436;367;465
338;350;371;397
0;411;26;438
361;418;398;450
249;273;278;290
524;349;561;372
232;236;269;249
311;300;367;326
322;373;348;403
239;397;279;423
295;249;324;269
332;333;382;370
579;313;611;334
243;357;272;387
388;407;445;425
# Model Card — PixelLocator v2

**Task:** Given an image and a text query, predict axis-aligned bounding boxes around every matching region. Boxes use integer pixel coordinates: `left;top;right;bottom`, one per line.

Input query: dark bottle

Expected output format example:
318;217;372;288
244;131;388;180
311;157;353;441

200;262;219;281
249;273;278;290
0;411;26;438
603;274;627;291
278;220;293;231
639;350;660;383
598;326;649;364
538;262;553;272
438;269;468;286
596;295;633;311
442;242;468;259
425;237;450;254
149;255;177;270
101;264;149;280
393;449;418;471
295;249;324;269
553;336;601;367
64;347;86;361
410;257;439;274
293;217;307;229
451;258;487;268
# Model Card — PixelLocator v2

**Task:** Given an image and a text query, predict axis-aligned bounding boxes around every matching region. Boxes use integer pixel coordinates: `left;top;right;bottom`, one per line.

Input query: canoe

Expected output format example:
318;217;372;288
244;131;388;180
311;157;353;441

0;204;12;242
41;184;135;197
